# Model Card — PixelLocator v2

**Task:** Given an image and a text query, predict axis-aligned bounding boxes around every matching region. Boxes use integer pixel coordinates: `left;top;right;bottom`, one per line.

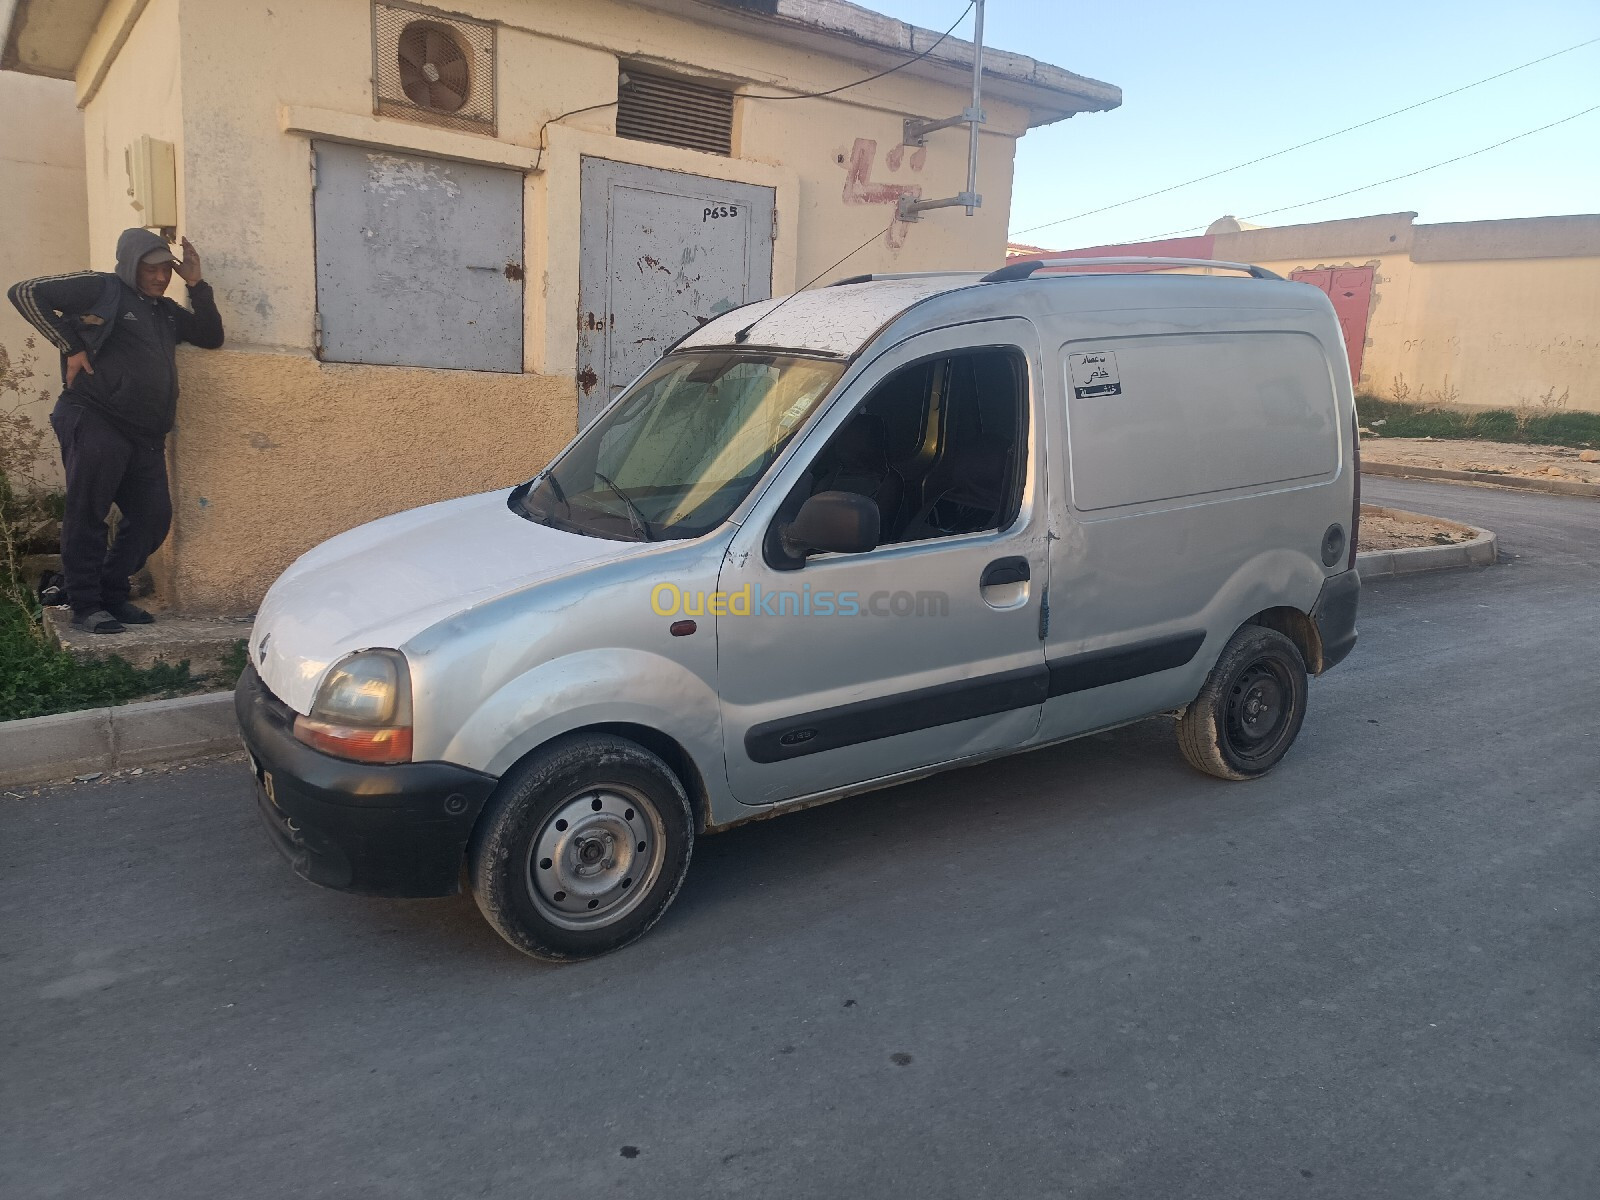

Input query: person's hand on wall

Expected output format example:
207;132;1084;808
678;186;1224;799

176;237;203;286
65;351;93;388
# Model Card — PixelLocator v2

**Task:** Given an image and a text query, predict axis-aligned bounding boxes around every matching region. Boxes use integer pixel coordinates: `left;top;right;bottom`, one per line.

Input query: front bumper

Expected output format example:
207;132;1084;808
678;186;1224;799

235;665;498;897
1311;568;1360;672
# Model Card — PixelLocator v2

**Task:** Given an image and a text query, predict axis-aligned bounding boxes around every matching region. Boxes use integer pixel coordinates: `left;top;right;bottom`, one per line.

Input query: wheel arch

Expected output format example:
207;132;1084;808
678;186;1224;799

1246;605;1323;674
584;722;714;834
471;722;715;842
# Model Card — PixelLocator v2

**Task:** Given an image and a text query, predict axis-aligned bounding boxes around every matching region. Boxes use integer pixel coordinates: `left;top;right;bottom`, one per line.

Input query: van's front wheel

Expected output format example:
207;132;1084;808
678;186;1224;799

469;734;694;961
1177;626;1308;780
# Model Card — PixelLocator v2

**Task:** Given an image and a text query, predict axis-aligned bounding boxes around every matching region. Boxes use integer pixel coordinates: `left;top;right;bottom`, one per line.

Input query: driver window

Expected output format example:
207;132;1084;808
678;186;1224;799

807;347;1027;545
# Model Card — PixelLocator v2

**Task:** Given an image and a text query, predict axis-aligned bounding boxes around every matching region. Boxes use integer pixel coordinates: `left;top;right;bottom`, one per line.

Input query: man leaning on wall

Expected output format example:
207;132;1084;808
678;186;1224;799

7;229;224;633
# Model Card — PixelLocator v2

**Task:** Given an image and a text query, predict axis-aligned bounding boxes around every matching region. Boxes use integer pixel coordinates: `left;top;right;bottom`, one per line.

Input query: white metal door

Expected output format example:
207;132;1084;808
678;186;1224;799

577;158;774;424
313;142;523;371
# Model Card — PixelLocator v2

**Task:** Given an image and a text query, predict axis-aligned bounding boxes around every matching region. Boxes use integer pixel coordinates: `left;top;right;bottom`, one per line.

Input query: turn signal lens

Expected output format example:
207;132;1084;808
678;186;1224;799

293;716;413;765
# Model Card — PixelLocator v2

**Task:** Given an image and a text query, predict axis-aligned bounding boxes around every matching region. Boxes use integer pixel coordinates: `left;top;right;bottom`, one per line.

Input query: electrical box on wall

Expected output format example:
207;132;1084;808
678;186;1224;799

124;135;177;230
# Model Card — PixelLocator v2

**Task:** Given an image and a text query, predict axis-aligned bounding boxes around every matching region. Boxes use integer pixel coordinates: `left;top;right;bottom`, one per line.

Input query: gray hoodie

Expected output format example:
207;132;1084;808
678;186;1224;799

115;227;173;292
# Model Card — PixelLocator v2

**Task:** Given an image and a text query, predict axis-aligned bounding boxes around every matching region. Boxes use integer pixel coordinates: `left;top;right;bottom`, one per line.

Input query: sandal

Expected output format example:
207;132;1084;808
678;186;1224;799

71;609;126;635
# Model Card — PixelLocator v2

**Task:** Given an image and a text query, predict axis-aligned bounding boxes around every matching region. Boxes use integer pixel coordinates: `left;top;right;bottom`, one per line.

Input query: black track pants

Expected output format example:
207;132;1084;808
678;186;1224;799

49;401;171;616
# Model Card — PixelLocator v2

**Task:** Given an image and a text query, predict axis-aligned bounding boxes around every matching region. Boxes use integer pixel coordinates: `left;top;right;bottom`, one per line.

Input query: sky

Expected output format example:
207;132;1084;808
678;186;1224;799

859;0;1600;248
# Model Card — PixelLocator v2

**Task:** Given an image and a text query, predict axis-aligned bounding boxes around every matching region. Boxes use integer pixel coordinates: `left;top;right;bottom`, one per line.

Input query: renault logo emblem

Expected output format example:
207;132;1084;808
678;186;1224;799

257;633;271;663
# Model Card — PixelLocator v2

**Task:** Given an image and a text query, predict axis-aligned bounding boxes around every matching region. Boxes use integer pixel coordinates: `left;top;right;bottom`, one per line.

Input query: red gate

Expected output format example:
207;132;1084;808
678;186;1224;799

1290;266;1374;383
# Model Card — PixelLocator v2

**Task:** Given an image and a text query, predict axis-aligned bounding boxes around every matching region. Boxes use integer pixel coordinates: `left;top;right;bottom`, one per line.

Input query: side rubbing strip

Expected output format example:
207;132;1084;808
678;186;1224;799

745;666;1048;764
1047;632;1207;697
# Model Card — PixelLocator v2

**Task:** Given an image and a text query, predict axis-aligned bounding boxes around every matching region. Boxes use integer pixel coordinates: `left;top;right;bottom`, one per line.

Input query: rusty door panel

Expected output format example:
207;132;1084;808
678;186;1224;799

577;157;774;424
313;141;523;372
1291;265;1373;382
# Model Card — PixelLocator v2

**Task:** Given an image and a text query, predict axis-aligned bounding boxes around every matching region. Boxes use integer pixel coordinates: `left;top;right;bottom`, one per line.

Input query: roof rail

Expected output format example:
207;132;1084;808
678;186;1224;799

981;257;1283;283
830;271;990;286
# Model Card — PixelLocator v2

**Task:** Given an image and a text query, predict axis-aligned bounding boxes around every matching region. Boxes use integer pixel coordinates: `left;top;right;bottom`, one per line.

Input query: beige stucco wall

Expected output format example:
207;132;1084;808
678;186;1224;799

1219;215;1600;413
156;349;574;610
1395;256;1600;411
0;72;88;488
72;0;1051;612
81;0;183;270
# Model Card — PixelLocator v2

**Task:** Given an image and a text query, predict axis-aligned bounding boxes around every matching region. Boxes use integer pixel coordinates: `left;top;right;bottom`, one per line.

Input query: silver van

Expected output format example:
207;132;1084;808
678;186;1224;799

237;257;1361;961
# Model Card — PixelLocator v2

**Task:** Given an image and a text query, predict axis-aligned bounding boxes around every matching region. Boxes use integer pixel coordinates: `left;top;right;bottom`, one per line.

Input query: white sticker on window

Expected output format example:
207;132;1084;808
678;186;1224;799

1068;351;1122;399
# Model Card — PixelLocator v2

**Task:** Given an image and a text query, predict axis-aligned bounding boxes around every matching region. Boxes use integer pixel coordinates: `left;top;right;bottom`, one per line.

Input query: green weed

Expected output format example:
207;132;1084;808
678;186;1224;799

1357;397;1600;448
0;586;205;721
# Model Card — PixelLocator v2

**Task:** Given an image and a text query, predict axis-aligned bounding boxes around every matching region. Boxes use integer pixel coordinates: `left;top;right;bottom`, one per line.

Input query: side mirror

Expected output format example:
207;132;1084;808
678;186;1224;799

781;491;880;559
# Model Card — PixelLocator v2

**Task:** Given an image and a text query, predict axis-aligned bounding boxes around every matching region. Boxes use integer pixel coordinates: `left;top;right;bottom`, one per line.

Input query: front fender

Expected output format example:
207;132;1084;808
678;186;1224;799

440;648;726;787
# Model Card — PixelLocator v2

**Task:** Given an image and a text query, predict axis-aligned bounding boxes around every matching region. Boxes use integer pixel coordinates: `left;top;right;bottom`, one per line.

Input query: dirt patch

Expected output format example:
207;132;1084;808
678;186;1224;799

1360;436;1600;484
1358;504;1477;553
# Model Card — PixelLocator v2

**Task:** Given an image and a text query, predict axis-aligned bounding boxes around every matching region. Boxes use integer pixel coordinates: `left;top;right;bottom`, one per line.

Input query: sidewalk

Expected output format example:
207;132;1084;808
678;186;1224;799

1362;435;1600;494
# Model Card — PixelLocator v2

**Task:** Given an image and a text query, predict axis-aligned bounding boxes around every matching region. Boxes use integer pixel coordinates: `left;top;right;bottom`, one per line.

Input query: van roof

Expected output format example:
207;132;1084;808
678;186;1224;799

674;258;1307;359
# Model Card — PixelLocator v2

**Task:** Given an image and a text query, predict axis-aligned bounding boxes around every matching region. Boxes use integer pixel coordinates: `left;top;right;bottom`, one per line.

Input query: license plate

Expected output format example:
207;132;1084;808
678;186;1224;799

260;768;278;807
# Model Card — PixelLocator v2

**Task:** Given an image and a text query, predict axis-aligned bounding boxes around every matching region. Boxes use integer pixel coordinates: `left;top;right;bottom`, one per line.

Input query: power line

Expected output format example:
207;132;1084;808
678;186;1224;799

1121;103;1600;245
1013;34;1600;237
743;2;975;101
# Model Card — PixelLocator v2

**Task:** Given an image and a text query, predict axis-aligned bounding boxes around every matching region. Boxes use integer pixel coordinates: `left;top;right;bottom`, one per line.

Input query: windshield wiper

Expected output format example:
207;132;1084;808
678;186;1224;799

544;471;572;516
593;471;656;542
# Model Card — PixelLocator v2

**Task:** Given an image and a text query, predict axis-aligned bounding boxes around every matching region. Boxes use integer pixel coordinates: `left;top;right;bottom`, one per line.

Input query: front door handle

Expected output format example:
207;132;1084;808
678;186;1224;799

981;557;1031;588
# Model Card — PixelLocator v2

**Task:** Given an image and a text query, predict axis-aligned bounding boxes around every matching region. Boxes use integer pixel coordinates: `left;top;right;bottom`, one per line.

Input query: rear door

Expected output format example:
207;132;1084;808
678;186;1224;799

1039;323;1343;743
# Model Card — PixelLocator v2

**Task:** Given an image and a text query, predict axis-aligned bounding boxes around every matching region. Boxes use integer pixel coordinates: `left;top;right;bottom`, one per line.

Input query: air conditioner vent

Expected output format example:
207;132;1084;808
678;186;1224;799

373;2;495;135
616;70;733;156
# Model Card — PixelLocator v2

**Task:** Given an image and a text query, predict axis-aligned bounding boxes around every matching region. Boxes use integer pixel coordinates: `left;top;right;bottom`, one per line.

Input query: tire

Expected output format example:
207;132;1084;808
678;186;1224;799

1177;626;1309;781
468;734;694;961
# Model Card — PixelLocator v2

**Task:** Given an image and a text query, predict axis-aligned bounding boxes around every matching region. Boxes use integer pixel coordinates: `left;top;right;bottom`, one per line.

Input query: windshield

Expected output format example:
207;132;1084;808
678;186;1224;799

515;351;846;541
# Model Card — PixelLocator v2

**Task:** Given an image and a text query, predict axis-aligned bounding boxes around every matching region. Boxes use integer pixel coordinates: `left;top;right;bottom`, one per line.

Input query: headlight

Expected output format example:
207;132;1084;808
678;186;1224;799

293;649;413;764
311;651;410;724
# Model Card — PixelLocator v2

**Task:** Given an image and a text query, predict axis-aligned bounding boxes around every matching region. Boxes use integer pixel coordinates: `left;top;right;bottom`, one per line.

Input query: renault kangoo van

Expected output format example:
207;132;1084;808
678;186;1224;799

237;258;1361;961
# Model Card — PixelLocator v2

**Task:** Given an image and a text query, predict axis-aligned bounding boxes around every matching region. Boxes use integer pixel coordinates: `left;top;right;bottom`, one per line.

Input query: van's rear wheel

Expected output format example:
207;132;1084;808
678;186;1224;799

469;734;694;961
1177;626;1308;781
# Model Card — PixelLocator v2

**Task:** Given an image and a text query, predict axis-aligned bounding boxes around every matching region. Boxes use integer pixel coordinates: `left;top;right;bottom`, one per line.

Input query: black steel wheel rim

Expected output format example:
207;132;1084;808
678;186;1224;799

1224;657;1294;764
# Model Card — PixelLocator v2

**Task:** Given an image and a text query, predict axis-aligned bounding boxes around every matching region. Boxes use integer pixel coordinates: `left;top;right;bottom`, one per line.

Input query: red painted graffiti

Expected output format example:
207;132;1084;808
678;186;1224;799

840;138;926;250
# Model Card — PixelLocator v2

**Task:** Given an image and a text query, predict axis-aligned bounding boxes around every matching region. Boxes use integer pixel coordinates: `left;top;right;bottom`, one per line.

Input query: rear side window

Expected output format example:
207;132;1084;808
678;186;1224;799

1063;331;1338;512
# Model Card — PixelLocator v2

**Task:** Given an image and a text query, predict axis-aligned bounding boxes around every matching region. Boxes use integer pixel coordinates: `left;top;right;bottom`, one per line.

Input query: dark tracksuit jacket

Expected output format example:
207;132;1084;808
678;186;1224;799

7;228;225;615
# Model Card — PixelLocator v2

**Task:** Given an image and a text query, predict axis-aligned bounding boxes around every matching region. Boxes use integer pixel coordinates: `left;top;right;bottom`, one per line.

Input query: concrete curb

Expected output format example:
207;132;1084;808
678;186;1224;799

1363;460;1600;499
1355;510;1498;581
0;691;238;790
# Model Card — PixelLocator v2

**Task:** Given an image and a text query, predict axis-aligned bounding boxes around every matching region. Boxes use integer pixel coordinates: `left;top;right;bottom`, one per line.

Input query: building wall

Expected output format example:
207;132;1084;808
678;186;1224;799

75;0;1037;612
0;72;88;488
1395;255;1599;412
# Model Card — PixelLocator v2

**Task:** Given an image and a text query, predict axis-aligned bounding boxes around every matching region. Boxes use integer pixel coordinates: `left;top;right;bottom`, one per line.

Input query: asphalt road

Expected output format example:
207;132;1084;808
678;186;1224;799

4;478;1596;1200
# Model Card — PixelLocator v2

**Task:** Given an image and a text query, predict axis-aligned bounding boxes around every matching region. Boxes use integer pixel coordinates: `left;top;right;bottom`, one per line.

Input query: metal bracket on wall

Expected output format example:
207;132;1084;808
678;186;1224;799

893;0;987;222
903;107;985;147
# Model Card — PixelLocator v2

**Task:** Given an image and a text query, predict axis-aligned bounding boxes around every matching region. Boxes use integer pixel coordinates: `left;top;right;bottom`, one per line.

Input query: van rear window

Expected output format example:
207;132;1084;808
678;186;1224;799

1063;331;1338;511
